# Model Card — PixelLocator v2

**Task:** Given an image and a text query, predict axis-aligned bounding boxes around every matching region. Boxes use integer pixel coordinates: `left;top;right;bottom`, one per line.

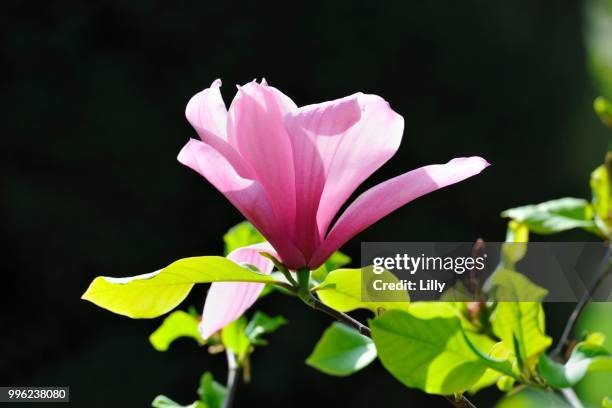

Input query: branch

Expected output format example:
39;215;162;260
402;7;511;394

222;349;241;408
552;243;612;358
308;295;371;336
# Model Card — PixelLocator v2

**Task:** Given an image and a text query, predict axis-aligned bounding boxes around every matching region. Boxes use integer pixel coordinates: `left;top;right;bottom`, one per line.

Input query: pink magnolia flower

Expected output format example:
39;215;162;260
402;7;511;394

179;79;489;271
181;79;489;338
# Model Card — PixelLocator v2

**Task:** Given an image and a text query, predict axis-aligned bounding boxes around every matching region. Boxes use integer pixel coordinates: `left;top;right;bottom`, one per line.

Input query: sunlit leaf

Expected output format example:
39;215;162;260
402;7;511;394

82;256;279;318
501;197;595;234
502;221;529;267
197;372;227;408
484;267;548;302
409;301;479;333
306;322;376;377
149;310;203;351
315;267;409;314
594;97;612;128
312;251;351;282
370;310;498;394
591;155;612;239
223;221;265;255
492;301;551;370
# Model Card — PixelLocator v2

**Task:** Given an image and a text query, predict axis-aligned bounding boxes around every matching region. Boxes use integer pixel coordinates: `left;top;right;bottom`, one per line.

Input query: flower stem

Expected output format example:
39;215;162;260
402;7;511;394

222;349;240;408
297;268;311;301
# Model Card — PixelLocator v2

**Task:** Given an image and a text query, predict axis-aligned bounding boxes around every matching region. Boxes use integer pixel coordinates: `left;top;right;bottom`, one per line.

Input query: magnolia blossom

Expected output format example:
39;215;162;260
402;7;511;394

179;79;489;338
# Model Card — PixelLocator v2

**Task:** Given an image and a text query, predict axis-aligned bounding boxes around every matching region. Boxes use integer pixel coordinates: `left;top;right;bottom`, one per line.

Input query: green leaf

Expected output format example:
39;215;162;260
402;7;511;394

370;310;498;394
312;251;351;282
306;322;376;376
484;267;548;302
591;156;612;239
82;256;279;318
151;396;204;408
223;221;265;255
197;372;227;408
502;221;529;267
221;317;250;359
408;301;479;333
595;97;612;128
468;342;516;394
495;386;570;408
603;396;612;408
539;341;612;388
496;375;515;392
492;301;551;370
149;310;203;351
462;331;516;378
315;267;409;314
244;311;287;345
501;197;595;235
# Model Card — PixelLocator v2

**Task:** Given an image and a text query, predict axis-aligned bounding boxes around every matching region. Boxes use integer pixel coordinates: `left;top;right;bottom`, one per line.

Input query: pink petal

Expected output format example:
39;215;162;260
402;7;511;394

199;243;277;339
285;93;404;254
185;79;251;176
227;81;298;242
284;94;363;258
186;79;227;141
177;138;305;268
309;157;490;268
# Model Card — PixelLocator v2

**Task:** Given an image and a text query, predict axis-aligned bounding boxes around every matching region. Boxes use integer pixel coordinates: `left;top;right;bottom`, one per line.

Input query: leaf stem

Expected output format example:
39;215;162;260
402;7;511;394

222;349;241;408
552;243;612;359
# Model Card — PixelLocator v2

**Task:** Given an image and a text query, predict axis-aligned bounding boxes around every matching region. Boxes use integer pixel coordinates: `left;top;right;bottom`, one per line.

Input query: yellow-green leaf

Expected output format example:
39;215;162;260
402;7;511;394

149;310;203;351
82;256;278;318
591;155;612;239
315;267;409;314
501;197;595;235
492;301;552;370
370;310;497;395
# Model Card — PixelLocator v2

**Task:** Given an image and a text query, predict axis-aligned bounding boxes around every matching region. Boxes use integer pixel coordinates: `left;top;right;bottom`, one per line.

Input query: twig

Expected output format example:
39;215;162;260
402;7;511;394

222;349;241;408
552;243;612;358
308;295;371;336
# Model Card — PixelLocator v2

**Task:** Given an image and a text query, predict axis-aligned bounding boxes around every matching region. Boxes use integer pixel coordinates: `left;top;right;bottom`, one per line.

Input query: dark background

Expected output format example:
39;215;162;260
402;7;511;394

2;1;610;407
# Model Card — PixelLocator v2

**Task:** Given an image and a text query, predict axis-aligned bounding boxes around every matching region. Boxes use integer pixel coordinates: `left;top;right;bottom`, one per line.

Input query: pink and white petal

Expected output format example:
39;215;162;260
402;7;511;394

284;94;363;259
186;79;251;176
178;138;305;268
227;81;298;240
309;157;490;268
186;79;228;141
199;243;276;339
286;93;405;244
